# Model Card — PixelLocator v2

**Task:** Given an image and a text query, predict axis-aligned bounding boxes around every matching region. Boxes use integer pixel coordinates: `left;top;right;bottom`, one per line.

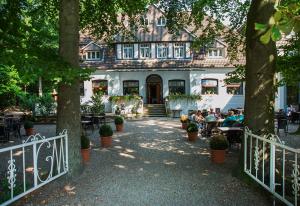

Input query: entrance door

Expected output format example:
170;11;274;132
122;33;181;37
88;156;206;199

146;74;163;104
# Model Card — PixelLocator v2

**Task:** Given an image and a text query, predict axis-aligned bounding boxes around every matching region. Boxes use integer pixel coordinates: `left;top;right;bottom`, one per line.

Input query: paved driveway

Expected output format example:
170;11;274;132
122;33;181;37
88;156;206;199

16;118;270;206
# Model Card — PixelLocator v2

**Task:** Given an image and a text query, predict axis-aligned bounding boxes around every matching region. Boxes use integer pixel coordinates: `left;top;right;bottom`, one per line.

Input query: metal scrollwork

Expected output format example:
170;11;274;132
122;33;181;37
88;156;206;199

254;146;260;172
23;133;46;143
292;163;300;196
7;159;16;189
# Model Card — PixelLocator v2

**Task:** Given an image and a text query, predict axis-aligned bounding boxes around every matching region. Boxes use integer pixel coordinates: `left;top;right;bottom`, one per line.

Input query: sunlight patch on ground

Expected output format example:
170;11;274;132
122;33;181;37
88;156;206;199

163;160;176;165
144;160;151;164
124;148;135;153
114;164;127;169
64;184;76;195
114;146;122;149
201;169;209;176
14;150;23;156
119;152;135;159
26;167;34;173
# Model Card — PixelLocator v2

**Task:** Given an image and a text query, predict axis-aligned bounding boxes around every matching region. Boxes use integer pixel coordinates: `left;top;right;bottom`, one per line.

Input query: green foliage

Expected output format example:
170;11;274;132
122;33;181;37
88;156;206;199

114;116;124;125
224;65;245;85
81;135;90;149
24;120;34;129
166;94;202;101
186;122;198;133
37;93;56;117
209;135;229;150
0;179;25;204
109;95;141;103
89;92;105;114
99;124;113;137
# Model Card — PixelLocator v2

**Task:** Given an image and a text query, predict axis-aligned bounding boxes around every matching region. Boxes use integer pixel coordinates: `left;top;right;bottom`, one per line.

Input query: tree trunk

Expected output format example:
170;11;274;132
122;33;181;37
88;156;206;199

57;0;82;176
245;0;277;135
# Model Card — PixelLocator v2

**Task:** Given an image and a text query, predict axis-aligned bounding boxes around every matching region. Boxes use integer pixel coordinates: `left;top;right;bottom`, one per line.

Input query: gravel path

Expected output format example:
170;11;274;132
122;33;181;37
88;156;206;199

14;118;270;206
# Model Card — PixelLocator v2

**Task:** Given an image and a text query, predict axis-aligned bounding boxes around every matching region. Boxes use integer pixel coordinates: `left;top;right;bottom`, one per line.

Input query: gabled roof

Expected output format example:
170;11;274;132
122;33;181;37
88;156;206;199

81;41;103;51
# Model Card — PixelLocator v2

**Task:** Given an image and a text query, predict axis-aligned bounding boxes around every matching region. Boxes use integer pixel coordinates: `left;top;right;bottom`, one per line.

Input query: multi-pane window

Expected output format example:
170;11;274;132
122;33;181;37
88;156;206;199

157;43;168;58
169;80;185;94
141;15;149;26
227;83;243;95
174;43;185;58
92;80;108;95
83;51;102;60
123;44;134;59
201;79;218;95
157;17;166;26
208;48;224;58
140;44;151;58
123;80;139;95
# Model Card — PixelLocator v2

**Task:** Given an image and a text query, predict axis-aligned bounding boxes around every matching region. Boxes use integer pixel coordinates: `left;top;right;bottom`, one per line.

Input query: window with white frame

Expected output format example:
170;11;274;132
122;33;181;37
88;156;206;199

208;48;224;58
123;44;134;59
157;43;168;58
157;17;166;26
201;79;218;95
123;80;139;95
140;15;149;26
174;43;185;58
226;82;243;95
169;80;185;94
83;51;102;61
140;43;151;58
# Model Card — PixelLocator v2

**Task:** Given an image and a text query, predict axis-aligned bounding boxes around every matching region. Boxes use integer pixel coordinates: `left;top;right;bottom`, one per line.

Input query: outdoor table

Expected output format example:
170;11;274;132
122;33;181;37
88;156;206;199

217;127;244;147
81;120;93;132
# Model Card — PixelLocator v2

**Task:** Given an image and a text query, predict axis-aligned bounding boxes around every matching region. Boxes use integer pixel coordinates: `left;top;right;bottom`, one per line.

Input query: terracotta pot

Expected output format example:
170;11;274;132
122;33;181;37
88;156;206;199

81;148;90;162
182;122;188;130
25;128;34;136
211;149;226;163
187;131;198;141
101;136;112;147
116;124;124;132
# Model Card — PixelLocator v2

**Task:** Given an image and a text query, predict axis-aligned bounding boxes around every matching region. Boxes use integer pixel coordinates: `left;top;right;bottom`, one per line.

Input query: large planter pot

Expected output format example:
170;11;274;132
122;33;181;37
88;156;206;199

211;149;226;163
187;131;198;141
81;148;90;163
101;136;112;147
25;128;34;136
116;124;124;132
181;122;188;130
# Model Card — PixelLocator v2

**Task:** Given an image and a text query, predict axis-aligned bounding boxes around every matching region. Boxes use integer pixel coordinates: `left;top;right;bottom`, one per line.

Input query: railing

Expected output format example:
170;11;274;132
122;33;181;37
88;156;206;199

244;127;300;206
0;130;68;206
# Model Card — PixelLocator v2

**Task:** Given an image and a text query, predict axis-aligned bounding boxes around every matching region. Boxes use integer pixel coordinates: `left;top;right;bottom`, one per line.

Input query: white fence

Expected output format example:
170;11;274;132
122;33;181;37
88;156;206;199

0;130;68;206
244;127;300;206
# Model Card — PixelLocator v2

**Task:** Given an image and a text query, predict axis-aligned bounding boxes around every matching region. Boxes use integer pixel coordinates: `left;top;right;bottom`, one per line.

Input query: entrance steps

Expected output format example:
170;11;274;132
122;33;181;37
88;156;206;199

143;104;166;117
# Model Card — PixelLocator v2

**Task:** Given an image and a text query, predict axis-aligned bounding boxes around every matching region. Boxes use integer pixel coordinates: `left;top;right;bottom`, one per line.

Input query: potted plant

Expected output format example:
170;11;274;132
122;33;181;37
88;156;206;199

99;124;113;147
209;134;229;163
114;116;124;132
81;135;90;162
24;120;34;136
186;122;198;141
180;115;189;129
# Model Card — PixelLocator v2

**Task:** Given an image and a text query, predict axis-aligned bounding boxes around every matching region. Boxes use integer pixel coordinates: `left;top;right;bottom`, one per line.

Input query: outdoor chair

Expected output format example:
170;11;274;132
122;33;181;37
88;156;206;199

227;129;243;147
291;112;299;124
276;118;288;137
203;121;218;137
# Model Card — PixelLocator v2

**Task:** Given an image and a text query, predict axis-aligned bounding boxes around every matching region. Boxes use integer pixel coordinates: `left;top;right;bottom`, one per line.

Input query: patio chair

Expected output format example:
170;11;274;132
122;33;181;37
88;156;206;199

277;118;288;137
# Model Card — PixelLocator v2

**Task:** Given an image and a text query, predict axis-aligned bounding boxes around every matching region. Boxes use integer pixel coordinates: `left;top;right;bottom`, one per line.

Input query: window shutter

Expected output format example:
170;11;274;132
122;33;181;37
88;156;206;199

134;44;139;59
151;43;156;58
168;43;173;58
116;44;122;59
185;42;191;58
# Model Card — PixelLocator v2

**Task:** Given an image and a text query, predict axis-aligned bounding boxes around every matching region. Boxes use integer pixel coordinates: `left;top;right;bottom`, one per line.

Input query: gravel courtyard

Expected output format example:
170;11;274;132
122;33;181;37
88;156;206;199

15;118;271;206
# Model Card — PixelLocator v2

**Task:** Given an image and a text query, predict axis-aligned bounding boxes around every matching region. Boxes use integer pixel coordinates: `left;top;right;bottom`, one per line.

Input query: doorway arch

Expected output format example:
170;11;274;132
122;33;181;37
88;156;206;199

146;74;163;104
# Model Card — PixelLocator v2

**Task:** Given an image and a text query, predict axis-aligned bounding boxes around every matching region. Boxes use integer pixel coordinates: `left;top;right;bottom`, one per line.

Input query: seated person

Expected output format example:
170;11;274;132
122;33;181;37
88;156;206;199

222;111;237;127
205;111;217;122
236;110;244;122
192;110;205;129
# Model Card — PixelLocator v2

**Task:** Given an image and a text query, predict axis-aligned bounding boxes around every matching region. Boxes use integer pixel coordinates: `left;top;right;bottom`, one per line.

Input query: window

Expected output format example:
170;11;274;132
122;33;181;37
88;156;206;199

227;83;243;95
174;43;185;58
157;43;168;58
80;81;85;96
123;44;134;59
201;79;218;95
123;80;139;95
140;15;149;26
208;48;224;58
169;80;185;94
140;43;151;58
157;17;166;26
92;80;108;95
84;51;102;60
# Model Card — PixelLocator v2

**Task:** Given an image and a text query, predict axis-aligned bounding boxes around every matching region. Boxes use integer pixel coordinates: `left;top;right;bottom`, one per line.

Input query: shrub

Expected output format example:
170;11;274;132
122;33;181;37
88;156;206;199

24;120;34;129
99;124;113;137
114;116;124;125
186;122;198;133
180;115;189;123
81;135;90;149
209;135;229;150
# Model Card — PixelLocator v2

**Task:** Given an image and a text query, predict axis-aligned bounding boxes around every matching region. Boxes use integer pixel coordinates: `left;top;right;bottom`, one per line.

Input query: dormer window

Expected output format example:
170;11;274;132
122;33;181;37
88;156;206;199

157;43;168;58
83;51;102;61
208;48;224;58
157;17;166;26
123;44;134;59
141;15;149;26
140;43;151;58
174;43;185;58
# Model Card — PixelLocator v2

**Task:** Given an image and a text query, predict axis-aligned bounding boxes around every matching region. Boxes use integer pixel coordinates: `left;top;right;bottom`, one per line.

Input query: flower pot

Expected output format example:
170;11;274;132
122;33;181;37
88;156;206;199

116;124;124;132
211;149;226;163
25;128;34;136
187;131;198;141
101;136;112;147
81;148;90;162
182;122;188;129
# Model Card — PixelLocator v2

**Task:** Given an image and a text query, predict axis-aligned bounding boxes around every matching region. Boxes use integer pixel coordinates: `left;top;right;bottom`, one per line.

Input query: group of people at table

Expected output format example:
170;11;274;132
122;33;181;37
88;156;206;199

189;108;244;132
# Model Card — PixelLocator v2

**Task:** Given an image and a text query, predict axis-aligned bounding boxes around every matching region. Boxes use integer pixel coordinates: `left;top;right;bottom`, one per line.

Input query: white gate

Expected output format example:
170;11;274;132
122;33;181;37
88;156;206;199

0;130;68;206
244;127;300;206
